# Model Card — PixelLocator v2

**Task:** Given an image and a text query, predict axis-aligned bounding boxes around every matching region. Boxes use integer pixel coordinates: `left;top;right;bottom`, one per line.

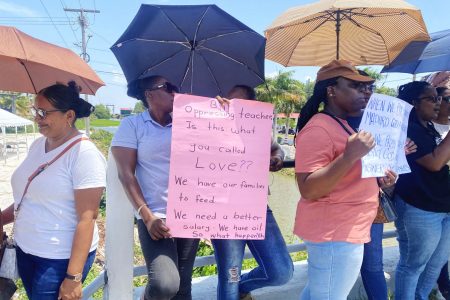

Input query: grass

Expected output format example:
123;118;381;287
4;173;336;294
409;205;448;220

75;118;120;129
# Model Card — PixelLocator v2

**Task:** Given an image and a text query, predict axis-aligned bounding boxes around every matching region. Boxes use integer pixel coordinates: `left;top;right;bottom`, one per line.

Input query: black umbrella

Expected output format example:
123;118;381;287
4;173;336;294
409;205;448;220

111;4;265;97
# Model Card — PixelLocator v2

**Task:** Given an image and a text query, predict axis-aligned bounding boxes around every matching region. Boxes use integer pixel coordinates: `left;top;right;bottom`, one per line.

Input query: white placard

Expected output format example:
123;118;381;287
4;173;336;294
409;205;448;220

359;93;413;178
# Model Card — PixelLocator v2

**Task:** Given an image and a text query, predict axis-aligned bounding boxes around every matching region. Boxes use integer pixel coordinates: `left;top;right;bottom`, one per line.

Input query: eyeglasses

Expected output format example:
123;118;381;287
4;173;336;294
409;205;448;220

30;106;65;119
442;96;450;103
148;82;179;94
349;82;375;92
417;96;443;103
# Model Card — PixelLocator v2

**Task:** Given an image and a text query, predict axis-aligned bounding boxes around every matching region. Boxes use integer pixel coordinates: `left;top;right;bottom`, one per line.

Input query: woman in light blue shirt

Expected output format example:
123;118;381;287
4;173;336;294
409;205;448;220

111;76;199;300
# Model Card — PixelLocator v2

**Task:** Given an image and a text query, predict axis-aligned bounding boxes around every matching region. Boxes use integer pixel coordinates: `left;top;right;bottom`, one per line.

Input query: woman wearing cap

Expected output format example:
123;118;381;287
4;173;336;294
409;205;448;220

394;82;450;300
294;60;396;299
111;76;200;300
1;81;106;300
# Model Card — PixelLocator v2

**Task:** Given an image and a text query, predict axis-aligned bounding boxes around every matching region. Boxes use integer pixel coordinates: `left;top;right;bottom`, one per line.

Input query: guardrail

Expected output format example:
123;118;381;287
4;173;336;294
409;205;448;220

83;229;397;299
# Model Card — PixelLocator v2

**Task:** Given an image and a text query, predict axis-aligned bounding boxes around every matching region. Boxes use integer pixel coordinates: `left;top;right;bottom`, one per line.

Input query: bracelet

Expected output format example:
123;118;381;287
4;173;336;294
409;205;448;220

137;203;147;216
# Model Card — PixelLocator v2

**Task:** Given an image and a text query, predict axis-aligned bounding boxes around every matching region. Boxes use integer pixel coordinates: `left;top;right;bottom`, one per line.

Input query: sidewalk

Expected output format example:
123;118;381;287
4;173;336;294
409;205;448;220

0;134;38;209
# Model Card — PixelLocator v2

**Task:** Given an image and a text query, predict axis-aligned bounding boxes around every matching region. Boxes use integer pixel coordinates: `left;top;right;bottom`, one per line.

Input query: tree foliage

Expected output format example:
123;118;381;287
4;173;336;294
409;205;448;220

93;104;111;119
133;101;145;114
256;70;306;137
0;92;33;117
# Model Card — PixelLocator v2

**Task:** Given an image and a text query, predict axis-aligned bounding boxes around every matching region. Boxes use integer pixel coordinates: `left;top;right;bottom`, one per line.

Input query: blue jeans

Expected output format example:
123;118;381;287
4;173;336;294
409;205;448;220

17;246;96;300
394;195;450;300
301;241;364;300
361;223;387;300
212;209;293;300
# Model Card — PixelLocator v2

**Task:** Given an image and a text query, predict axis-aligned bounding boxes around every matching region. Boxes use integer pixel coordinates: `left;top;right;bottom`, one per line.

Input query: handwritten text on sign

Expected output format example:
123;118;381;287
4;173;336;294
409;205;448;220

166;94;274;239
360;93;413;178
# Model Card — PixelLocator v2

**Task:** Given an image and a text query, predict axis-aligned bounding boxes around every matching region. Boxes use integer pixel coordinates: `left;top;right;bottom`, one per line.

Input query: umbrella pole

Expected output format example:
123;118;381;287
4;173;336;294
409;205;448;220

336;10;341;60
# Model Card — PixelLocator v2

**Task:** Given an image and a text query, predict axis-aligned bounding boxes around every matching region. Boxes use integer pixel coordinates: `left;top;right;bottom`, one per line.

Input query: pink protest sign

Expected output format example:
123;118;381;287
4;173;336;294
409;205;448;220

166;94;274;239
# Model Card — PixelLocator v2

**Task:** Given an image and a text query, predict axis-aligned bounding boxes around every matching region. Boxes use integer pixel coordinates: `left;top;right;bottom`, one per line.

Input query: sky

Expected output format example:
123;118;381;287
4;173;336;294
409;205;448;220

0;0;449;112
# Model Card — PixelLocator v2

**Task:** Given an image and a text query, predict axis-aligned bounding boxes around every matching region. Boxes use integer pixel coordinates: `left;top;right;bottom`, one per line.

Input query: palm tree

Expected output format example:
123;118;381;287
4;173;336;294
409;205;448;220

256;70;306;139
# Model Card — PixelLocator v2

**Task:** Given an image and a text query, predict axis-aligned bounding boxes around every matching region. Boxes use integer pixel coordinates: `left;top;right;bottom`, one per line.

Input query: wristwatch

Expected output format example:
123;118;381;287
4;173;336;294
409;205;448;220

65;273;82;282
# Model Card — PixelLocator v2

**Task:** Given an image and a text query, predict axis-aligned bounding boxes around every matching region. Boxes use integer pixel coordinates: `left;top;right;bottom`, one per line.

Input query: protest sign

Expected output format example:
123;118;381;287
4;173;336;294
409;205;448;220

359;93;413;178
166;94;274;239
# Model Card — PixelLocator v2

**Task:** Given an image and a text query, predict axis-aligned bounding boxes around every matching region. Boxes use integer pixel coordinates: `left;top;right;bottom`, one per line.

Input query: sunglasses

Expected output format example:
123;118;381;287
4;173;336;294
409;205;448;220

348;82;375;92
30;106;65;119
442;96;450;103
148;82;179;94
418;95;443;103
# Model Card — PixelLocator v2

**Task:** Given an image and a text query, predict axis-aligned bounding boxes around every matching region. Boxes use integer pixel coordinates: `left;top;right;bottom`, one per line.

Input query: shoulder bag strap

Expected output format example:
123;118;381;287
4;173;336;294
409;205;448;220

320;111;355;136
11;136;89;239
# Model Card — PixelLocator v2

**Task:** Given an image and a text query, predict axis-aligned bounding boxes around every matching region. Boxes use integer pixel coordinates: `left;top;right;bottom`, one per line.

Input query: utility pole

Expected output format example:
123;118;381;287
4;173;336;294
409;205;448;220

63;8;100;136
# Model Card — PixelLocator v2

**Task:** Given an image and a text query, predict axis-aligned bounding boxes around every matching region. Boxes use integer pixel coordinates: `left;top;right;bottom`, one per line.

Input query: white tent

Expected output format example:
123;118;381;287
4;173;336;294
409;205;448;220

0;108;33;127
0;108;34;162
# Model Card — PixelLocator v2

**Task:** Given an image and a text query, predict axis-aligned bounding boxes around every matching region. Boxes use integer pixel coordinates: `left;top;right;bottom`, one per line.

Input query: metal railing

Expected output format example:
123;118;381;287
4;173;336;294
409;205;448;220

83;229;397;298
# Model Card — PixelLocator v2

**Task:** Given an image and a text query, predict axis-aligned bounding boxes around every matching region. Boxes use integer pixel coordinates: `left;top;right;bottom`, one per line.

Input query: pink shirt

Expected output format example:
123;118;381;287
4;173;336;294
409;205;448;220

294;113;379;244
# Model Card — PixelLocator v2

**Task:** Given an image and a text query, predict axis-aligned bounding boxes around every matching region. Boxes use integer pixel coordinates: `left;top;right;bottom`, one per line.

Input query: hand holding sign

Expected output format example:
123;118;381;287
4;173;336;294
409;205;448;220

359;93;413;178
166;94;274;239
344;131;376;164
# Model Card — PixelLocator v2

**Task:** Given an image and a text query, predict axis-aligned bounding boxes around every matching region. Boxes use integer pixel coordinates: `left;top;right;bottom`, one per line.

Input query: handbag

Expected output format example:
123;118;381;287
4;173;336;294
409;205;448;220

0;137;88;282
320;111;398;224
373;190;398;223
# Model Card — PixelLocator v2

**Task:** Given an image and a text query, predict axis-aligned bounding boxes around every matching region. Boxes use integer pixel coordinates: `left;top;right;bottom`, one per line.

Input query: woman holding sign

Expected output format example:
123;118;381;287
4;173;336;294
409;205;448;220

212;85;294;300
394;81;450;300
294;60;396;299
111;76;200;300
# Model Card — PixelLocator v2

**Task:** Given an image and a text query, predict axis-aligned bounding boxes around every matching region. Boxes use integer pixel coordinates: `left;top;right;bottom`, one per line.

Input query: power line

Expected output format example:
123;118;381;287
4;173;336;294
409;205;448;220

59;0;79;42
95;69;125;76
0;16;67;19
88;47;110;53
39;0;70;48
88;28;112;45
91;60;119;66
64;7;100;136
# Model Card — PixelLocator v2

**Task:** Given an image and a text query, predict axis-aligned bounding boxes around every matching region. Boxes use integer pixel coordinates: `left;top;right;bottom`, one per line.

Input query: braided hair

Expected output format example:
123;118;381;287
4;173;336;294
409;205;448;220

296;77;338;133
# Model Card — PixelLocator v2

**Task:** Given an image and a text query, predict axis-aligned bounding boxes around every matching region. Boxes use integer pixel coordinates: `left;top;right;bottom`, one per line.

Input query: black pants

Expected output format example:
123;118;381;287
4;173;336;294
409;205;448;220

137;220;200;300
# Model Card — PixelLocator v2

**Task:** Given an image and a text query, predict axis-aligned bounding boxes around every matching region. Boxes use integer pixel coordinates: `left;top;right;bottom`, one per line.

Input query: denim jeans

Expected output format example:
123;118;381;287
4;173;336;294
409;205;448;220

361;223;387;300
394;195;450;300
16;246;95;300
212;209;293;300
300;241;364;300
137;220;200;300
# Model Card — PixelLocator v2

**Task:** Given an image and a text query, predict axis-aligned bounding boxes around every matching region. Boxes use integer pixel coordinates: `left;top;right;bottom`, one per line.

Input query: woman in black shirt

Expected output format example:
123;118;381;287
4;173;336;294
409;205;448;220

394;81;450;300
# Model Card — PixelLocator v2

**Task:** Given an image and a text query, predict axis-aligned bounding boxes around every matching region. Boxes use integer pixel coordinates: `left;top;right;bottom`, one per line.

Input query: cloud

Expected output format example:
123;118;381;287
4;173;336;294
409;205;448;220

0;1;41;17
265;71;278;79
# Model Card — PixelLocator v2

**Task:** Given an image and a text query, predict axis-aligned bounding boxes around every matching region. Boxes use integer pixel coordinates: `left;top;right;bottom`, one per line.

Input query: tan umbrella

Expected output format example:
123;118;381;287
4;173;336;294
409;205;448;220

265;0;430;67
0;26;104;95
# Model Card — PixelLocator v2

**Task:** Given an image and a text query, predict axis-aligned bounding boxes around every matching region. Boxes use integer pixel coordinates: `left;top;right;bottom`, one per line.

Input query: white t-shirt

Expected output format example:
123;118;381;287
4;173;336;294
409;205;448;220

11;134;106;259
433;122;450;139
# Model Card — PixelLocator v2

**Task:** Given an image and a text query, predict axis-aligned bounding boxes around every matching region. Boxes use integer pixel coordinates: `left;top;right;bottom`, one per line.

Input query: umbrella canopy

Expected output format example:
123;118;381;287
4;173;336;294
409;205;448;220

381;29;450;74
265;0;430;67
422;71;450;88
111;4;265;97
0;26;104;95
